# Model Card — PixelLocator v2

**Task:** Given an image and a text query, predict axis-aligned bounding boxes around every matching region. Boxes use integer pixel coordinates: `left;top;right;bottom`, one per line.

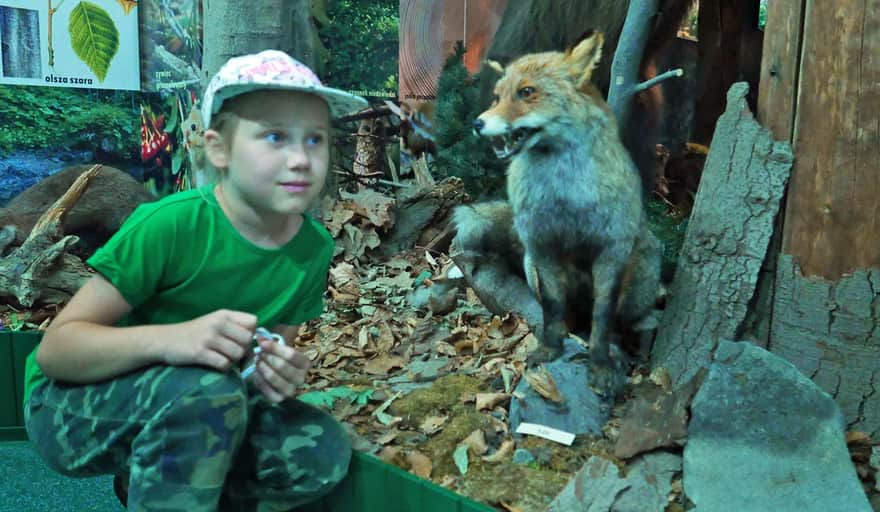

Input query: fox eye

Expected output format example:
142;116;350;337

492;93;499;104
517;86;536;99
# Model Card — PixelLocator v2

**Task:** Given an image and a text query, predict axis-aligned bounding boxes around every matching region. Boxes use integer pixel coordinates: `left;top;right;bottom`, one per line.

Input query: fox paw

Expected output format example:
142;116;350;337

588;358;624;396
526;344;564;366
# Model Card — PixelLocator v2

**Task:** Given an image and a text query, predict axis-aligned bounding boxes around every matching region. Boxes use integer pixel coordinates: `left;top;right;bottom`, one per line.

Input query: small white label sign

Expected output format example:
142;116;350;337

516;422;575;446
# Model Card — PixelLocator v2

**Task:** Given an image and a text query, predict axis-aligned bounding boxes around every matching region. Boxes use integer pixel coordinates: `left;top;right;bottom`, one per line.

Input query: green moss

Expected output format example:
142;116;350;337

389;374;486;421
458;462;569;511
422;409;493;477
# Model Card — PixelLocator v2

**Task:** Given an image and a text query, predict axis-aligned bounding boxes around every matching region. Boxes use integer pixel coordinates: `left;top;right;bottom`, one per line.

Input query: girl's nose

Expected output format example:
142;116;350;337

286;145;310;169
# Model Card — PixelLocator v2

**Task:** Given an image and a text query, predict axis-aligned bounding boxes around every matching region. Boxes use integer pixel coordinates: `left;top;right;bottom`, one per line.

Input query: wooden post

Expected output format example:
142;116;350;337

780;0;880;279
759;0;880;437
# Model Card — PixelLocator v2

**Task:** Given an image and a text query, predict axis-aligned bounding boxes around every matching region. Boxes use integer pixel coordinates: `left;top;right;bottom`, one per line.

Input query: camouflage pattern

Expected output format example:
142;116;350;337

25;365;351;511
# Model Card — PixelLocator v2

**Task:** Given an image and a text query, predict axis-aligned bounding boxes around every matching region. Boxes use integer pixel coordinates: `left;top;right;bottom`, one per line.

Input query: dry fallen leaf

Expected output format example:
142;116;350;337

435;341;458;357
339;188;396;228
405;450;433;479
378;445;402;464
363;354;406;375
650;366;672;389
475;392;511;411
376;430;399;445
525;367;565;403
460;429;488;456
419;415;449;436
437;475;457;489
482;438;516;463
500;501;525;512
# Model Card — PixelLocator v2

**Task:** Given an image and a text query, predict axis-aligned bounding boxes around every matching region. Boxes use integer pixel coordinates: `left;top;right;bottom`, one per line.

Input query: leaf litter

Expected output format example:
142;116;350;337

287;188;639;511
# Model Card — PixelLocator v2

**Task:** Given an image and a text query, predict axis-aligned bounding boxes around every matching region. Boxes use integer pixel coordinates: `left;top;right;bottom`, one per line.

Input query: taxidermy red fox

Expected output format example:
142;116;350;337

457;31;662;389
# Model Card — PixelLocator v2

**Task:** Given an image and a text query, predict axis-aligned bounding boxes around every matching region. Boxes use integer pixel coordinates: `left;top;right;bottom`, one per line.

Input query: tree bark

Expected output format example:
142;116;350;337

651;83;793;388
201;0;295;85
769;255;880;437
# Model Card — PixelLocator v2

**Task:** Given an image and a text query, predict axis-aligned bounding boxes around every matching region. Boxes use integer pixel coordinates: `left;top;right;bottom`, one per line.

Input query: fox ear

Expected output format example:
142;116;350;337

567;31;604;88
486;60;504;75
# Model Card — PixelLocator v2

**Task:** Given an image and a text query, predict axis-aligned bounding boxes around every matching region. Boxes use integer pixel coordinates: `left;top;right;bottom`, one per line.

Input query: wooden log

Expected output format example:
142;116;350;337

378;176;466;259
0;165;102;306
651;83;793;387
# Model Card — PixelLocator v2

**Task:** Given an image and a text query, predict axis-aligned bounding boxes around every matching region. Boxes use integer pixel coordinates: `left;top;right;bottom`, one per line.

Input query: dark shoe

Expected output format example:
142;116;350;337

112;473;129;507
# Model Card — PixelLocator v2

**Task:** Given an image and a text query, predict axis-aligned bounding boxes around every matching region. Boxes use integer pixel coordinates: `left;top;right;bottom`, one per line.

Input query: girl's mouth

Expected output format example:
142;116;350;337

280;182;309;193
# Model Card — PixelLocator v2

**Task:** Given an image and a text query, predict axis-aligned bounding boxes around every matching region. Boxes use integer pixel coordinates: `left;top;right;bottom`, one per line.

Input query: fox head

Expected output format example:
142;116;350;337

474;31;608;159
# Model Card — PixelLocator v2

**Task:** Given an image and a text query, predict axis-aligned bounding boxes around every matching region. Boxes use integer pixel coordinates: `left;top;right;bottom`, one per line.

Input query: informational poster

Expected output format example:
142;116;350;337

399;0;507;103
139;0;202;92
0;0;140;90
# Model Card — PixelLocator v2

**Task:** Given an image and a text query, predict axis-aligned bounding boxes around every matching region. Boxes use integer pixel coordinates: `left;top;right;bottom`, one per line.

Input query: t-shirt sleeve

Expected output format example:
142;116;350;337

86;203;175;309
285;221;333;325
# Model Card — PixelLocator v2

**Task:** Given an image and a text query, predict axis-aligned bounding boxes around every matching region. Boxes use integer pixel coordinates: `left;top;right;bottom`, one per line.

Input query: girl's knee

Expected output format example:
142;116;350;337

153;366;250;436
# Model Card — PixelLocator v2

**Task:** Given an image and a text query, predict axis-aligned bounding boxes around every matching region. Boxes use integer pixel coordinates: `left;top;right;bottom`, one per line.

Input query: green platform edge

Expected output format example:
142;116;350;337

0;331;494;512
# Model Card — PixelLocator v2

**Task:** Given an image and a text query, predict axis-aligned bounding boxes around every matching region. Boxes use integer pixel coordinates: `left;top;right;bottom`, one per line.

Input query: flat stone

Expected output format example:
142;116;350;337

509;338;625;436
546;452;681;512
684;340;872;511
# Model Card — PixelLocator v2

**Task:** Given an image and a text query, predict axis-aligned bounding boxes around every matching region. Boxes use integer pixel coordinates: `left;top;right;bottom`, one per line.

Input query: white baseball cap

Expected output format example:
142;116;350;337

201;49;368;127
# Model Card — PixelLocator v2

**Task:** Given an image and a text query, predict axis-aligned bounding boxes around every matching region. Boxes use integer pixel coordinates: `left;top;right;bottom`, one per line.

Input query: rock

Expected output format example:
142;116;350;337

546;456;628;511
509;338;626;436
546;452;681;512
613;374;699;459
512;448;535;465
611;452;682;512
684;340;872;511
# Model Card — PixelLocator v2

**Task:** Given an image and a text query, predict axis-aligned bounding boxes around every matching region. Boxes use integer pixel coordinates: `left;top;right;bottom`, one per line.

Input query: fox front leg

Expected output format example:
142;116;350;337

587;248;626;391
525;252;568;366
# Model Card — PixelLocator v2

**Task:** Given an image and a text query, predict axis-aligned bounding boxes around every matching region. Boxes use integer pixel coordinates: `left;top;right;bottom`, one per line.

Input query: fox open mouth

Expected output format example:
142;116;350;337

489;127;540;159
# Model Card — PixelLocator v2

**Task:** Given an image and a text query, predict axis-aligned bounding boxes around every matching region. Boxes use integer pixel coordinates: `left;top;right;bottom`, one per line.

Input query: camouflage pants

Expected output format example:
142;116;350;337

24;365;351;512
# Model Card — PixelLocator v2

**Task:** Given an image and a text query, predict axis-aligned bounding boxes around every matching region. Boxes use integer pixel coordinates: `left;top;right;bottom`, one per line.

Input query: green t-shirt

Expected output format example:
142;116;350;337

23;186;333;405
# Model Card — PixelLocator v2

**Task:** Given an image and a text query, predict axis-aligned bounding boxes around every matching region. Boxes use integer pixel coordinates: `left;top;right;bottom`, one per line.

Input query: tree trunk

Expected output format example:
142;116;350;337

201;0;295;85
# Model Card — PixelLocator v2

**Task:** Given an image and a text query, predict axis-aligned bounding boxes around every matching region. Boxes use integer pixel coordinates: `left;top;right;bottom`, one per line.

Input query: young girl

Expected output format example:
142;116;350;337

23;50;367;511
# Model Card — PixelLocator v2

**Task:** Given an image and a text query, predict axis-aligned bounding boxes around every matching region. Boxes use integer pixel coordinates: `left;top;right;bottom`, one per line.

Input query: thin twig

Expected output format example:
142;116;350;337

632;68;684;94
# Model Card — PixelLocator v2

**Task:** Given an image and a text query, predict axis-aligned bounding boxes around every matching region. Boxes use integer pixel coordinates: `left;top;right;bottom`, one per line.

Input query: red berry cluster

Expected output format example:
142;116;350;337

140;105;173;166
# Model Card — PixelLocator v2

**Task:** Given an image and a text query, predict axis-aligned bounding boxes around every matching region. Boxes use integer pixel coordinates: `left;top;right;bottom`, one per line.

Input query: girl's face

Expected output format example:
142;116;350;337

206;90;331;219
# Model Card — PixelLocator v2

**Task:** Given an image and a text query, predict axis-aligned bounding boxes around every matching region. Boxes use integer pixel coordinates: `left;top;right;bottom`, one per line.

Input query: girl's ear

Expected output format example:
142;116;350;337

203;129;229;169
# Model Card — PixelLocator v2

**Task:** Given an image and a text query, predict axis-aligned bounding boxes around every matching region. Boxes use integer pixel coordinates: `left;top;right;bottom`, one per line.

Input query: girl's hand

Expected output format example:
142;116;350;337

160;309;257;371
252;336;312;403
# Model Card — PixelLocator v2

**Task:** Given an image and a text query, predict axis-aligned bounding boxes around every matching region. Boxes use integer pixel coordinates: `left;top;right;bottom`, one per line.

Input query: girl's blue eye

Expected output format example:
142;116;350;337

265;132;285;143
306;134;324;146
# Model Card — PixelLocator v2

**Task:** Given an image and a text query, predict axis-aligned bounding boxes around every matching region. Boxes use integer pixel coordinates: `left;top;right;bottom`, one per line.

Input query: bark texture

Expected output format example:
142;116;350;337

201;0;292;85
651;83;793;387
769;255;880;437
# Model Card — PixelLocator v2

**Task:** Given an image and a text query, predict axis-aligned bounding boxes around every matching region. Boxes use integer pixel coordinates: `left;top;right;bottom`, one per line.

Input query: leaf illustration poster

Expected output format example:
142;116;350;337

0;0;140;90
